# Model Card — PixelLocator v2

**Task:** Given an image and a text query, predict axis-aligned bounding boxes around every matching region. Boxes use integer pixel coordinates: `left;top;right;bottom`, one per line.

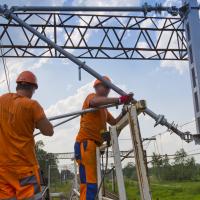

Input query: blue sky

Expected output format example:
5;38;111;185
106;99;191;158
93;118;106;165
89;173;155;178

1;0;200;164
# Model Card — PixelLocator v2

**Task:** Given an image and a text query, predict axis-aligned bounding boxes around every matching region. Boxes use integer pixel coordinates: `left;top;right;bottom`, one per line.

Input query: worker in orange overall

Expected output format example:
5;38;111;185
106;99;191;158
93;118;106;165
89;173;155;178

0;71;54;200
74;76;133;200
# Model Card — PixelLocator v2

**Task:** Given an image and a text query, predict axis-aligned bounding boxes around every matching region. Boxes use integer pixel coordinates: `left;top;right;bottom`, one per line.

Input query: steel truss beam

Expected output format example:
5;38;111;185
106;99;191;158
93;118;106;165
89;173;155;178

0;12;187;60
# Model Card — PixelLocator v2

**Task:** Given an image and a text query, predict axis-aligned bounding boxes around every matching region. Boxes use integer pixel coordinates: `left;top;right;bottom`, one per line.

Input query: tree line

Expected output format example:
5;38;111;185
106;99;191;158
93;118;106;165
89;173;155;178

123;148;200;181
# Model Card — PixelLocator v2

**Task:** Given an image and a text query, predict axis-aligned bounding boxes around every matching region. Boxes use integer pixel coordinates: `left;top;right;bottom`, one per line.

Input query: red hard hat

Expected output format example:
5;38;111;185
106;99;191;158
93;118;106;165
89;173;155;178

93;76;111;88
16;71;38;89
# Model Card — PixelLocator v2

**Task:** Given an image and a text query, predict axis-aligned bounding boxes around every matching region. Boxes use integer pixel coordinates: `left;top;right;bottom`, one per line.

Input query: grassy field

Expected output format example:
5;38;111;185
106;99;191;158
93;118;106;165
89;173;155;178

106;180;200;200
50;181;72;198
51;180;200;200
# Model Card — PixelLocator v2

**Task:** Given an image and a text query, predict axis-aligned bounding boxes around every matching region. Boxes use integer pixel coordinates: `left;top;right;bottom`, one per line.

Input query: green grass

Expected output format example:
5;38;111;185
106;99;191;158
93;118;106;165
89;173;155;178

51;179;200;200
106;180;200;200
50;181;72;199
150;181;200;200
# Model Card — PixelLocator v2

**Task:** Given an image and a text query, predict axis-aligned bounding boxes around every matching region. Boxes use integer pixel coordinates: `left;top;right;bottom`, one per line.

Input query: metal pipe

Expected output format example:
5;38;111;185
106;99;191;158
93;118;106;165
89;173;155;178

48;104;118;121
34;105;118;136
0;5;193;143
34;114;80;137
10;5;170;13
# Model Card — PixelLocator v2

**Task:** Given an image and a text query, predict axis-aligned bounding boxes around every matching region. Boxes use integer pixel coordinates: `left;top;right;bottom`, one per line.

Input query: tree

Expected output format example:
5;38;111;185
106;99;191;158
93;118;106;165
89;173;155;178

123;162;137;180
61;169;74;182
172;148;189;181
161;154;172;181
151;153;162;180
35;140;60;185
150;149;198;181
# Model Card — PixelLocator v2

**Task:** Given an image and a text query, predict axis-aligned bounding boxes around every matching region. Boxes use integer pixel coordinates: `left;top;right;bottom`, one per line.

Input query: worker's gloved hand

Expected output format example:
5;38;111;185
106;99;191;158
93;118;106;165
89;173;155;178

119;93;133;104
101;131;111;146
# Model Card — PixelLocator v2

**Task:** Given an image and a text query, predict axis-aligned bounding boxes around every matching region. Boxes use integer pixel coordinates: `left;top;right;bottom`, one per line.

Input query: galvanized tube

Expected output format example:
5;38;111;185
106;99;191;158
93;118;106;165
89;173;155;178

34;115;80;137
48;104;118;121
10;5;169;12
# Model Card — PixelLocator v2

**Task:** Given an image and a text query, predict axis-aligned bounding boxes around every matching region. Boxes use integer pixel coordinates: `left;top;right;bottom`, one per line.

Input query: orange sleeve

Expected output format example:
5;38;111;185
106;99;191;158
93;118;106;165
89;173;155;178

32;101;46;123
84;93;96;108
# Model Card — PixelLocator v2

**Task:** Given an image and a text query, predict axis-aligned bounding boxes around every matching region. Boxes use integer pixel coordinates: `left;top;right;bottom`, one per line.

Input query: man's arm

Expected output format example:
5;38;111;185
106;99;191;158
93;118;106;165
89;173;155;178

90;96;119;107
32;101;54;136
36;117;54;136
89;93;133;107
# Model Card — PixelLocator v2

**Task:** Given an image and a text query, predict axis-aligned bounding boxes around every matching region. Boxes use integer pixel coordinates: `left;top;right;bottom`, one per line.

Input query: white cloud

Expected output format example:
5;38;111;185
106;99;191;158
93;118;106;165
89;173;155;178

136;41;157;58
36;82;94;153
46;81;93;116
0;58;51;91
36;80;127;153
160;59;188;74
0;0;67;91
30;58;50;70
156;0;189;73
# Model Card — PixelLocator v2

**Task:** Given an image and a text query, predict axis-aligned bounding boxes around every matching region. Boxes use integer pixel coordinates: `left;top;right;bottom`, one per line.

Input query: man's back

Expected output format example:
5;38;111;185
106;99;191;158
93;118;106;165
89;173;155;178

0;93;45;167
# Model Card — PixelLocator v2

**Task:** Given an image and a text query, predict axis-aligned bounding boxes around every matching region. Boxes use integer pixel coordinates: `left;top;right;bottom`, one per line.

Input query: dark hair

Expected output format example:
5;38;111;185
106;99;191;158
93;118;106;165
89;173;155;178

16;82;36;91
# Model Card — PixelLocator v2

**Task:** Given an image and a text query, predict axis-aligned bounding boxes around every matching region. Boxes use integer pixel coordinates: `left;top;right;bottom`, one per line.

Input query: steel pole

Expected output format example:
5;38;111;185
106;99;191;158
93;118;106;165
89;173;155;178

10;5;171;13
48;104;118;121
182;0;200;136
0;5;194;143
34;114;80;137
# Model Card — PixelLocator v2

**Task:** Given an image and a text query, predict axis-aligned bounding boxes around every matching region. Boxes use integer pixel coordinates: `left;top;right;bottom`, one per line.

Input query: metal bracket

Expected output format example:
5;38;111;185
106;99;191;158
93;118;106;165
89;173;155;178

179;3;190;18
78;61;86;81
136;100;147;114
142;3;151;16
167;6;179;16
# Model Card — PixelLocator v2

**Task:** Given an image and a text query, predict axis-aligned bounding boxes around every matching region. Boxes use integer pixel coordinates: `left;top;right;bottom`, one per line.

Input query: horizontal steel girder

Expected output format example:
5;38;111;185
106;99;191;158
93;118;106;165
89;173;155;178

0;13;187;60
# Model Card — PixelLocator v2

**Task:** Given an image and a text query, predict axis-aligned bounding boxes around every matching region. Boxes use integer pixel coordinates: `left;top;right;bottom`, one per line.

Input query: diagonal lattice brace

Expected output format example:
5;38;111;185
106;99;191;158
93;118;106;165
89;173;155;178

0;12;187;60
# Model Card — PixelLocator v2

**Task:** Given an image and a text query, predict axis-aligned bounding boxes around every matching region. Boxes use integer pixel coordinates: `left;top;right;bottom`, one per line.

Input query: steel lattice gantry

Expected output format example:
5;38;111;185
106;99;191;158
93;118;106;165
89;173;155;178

1;3;200;141
0;12;187;60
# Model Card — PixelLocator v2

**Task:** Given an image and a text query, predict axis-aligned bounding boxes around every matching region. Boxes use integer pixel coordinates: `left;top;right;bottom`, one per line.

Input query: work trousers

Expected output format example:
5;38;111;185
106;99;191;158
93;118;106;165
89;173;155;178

0;165;42;200
74;140;98;200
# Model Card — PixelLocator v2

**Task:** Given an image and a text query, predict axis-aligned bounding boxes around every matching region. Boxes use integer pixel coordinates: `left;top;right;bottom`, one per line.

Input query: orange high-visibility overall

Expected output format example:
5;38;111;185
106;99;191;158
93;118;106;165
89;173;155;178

0;93;46;199
75;93;114;200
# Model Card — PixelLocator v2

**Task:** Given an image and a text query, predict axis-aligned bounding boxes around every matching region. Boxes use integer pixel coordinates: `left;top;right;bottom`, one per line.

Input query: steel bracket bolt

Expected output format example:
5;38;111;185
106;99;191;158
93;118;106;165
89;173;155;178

155;3;162;15
136;100;146;111
143;2;151;16
168;6;179;16
183;131;192;143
